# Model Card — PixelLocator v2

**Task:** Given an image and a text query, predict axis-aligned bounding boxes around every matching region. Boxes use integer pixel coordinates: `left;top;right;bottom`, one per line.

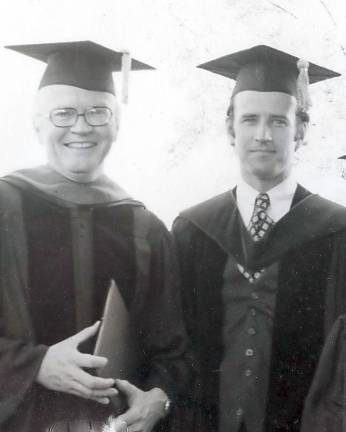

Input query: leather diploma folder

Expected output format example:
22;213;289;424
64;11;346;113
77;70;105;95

94;280;142;412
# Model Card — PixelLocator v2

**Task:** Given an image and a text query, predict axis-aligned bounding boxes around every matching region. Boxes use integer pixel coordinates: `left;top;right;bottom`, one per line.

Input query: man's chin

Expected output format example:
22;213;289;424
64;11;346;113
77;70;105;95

54;165;100;183
250;165;276;179
252;168;289;185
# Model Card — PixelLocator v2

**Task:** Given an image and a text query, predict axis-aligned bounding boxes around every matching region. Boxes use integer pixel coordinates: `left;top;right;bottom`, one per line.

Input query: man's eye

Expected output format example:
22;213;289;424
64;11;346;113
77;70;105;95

242;117;256;124
272;119;287;126
54;109;73;118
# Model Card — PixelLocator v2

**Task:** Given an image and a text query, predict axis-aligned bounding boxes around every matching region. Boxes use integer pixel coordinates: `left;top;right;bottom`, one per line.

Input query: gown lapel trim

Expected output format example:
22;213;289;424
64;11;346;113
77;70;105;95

180;185;346;270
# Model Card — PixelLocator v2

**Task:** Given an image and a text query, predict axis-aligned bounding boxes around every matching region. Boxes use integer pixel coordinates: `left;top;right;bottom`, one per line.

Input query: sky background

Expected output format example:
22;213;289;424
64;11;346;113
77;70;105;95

0;0;346;225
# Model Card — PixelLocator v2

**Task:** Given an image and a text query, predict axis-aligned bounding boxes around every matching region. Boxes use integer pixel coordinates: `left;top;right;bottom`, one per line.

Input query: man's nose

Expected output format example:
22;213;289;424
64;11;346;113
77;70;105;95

70;114;93;133
254;122;272;143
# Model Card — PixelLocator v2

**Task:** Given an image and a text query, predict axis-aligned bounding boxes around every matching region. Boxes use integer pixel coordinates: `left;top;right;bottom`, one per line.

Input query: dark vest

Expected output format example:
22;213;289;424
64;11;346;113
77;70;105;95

220;255;279;432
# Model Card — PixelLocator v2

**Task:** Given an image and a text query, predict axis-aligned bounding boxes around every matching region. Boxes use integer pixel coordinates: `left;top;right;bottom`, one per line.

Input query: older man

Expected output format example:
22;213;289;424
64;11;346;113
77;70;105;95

0;41;189;432
173;45;346;432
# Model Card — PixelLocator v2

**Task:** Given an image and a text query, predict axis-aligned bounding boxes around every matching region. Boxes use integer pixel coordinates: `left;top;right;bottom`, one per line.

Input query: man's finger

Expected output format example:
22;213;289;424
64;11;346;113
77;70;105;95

124;420;143;432
115;409;140;430
115;379;139;397
68;321;101;346
76;352;108;369
74;368;116;390
83;387;119;398
68;381;111;405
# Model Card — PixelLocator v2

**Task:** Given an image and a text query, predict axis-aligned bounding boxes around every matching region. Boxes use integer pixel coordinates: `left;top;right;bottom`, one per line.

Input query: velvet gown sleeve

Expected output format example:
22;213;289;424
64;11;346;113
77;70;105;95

300;229;346;432
171;216;211;432
301;315;346;432
0;332;47;425
171;217;199;363
0;181;48;428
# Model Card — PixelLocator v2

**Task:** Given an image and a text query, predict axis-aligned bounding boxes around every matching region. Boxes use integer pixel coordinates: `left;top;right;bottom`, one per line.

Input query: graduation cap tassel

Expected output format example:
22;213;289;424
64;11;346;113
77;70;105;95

297;59;312;112
121;52;132;104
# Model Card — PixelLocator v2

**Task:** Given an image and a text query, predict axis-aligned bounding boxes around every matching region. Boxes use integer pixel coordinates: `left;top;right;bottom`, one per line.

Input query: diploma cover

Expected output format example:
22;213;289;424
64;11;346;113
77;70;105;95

94;280;142;413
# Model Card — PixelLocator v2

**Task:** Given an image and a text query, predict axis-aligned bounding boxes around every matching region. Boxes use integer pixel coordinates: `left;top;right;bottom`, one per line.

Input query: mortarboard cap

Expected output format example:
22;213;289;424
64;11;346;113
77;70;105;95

198;45;340;112
5;41;155;103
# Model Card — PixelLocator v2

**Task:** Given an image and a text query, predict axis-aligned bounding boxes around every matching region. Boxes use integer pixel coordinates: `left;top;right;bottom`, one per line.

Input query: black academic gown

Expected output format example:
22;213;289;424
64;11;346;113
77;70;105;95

172;185;346;432
300;314;346;432
0;173;190;432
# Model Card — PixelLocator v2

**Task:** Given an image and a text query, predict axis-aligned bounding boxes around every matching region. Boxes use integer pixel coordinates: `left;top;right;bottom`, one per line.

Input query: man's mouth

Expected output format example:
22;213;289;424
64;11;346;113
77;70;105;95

64;142;96;149
250;149;275;153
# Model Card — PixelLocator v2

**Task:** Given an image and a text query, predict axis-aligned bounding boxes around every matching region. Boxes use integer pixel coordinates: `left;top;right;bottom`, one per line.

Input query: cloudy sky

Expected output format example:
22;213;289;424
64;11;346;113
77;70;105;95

0;0;345;225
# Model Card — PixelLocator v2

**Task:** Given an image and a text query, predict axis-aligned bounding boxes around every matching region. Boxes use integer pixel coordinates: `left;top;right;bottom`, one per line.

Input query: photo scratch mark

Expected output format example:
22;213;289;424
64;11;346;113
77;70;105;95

319;0;346;57
267;1;298;19
319;0;337;26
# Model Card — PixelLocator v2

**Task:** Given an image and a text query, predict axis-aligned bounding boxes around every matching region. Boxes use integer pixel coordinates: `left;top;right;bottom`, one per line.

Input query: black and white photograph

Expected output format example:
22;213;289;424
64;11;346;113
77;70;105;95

0;1;346;431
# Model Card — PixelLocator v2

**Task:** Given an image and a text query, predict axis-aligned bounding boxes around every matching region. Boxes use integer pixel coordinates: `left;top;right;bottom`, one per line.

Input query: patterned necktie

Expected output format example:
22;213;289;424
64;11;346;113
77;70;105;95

248;193;274;241
237;193;274;283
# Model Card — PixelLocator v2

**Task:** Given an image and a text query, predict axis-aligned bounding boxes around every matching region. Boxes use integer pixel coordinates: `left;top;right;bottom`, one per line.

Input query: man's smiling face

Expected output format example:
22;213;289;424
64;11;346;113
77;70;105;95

34;85;119;183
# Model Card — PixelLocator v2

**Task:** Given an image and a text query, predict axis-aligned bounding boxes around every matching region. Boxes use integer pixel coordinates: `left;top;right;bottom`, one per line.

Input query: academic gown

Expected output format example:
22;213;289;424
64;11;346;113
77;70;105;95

172;184;346;432
300;314;346;432
0;167;190;432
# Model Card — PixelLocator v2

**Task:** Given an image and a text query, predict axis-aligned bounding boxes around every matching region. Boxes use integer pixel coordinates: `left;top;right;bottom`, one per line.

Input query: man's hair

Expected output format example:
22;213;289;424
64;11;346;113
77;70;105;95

226;97;310;124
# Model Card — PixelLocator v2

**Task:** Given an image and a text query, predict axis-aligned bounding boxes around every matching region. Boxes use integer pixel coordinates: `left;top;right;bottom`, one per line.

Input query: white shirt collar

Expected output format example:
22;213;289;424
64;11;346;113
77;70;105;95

236;175;297;227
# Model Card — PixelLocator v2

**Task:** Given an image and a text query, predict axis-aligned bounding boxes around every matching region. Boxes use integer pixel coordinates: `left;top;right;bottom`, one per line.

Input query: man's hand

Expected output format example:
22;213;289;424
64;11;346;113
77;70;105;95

112;380;168;432
36;321;118;404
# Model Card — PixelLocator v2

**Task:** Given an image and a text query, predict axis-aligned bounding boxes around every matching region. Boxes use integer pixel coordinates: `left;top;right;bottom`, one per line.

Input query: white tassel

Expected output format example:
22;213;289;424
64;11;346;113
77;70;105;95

296;59;312;112
121;52;132;104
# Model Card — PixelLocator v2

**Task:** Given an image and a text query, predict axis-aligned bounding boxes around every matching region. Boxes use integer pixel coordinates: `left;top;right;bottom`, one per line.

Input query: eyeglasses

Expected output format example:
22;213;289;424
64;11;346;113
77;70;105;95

46;106;113;127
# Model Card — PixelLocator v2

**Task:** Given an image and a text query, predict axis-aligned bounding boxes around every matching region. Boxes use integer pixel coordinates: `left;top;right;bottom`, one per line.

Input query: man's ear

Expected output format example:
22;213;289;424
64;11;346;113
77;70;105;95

226;116;235;146
294;120;308;151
